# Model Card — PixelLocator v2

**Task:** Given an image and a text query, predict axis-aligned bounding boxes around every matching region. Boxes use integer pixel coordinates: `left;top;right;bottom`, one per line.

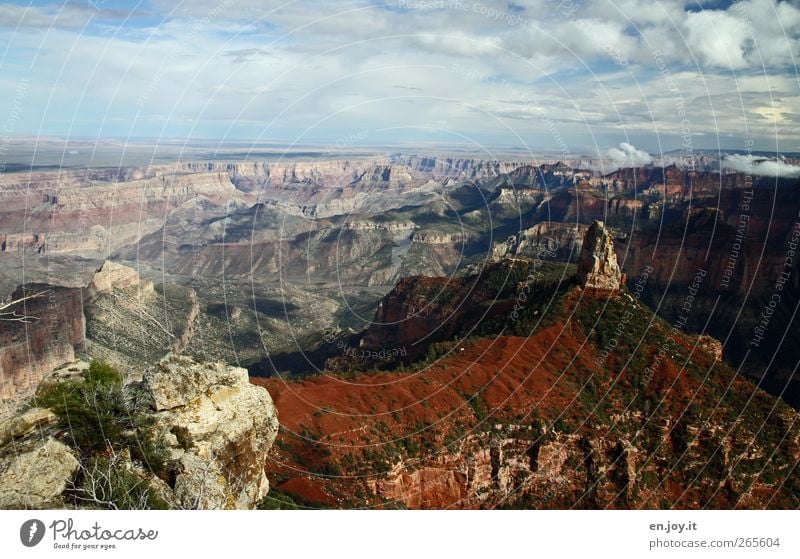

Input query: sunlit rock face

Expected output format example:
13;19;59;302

577;221;622;291
142;354;279;509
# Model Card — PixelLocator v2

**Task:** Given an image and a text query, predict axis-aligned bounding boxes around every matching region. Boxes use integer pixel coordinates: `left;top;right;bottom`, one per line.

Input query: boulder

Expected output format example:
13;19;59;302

697;335;723;360
142;354;279;509
143;354;245;411
577;220;622;290
0;408;57;446
0;437;79;509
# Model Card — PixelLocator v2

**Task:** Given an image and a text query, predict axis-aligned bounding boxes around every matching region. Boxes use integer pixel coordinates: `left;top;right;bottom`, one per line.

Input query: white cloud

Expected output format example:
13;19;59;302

722;154;800;177
0;0;798;147
607;142;653;167
684;9;751;69
413;34;502;57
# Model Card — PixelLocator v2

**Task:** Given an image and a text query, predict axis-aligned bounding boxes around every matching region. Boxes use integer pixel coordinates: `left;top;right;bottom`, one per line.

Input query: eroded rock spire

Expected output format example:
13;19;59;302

577;220;622;290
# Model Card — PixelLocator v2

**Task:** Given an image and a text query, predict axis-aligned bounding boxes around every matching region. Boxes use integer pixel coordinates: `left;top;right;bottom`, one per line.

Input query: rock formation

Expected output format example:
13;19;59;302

89;260;142;295
370;429;641;509
0;171;245;257
0;407;57;446
492;222;588;261
0;436;79;509
258;264;800;509
253;251;799;508
0;355;279;510
0;261;148;408
142;354;279;509
576;220;623;291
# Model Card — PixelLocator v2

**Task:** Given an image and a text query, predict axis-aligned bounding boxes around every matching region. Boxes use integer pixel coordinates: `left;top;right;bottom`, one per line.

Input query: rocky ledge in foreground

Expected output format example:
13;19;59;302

142;355;279;509
0;355;278;510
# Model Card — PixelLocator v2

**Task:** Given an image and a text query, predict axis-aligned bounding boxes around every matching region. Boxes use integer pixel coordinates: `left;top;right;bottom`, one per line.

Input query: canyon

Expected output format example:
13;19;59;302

1;153;799;509
2;155;798;405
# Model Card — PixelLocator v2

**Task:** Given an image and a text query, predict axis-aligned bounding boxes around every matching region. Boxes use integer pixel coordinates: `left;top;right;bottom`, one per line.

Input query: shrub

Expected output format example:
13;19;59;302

129;431;171;477
35;363;126;452
76;456;169;510
34;360;171;505
86;360;123;385
257;490;300;510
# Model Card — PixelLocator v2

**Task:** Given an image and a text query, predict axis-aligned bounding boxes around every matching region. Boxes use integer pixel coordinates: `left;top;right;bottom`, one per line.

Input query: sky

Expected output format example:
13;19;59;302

0;0;799;157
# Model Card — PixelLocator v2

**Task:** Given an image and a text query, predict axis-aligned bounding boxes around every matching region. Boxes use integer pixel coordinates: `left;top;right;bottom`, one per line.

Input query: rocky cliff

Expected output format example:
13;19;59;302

329;262;530;370
84;277;196;376
492;222;589;261
0;261;184;408
142;355;279;509
619;186;800;407
0;355;279;510
0;171;245;257
0;157;536;290
0;285;86;405
601;165;793;196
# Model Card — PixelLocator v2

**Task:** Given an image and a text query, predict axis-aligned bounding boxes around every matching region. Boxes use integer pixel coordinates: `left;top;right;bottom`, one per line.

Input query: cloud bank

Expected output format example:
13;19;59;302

608;143;653;167
722;155;800;178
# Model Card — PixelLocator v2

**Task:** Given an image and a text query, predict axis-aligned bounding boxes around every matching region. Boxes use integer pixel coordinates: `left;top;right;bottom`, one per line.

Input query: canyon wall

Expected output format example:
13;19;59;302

0;285;85;404
0;171;244;257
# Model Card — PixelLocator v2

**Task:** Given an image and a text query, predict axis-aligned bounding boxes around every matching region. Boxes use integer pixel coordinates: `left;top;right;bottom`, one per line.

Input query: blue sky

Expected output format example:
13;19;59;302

0;0;798;156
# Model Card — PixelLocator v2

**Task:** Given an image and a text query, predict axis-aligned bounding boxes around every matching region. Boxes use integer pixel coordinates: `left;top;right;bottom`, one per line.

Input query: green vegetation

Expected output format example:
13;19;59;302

462;390;489;423
257;489;300;510
33;360;170;509
35;361;127;452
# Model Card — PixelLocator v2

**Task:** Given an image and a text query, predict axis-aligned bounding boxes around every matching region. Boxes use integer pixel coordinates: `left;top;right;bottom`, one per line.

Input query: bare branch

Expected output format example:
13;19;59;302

0;289;50;323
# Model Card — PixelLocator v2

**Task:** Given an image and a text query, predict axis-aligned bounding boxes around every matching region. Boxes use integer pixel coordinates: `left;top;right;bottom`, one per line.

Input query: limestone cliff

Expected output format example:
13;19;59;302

0;171;244;257
492;222;589;261
0;261;151;408
141;355;279;509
